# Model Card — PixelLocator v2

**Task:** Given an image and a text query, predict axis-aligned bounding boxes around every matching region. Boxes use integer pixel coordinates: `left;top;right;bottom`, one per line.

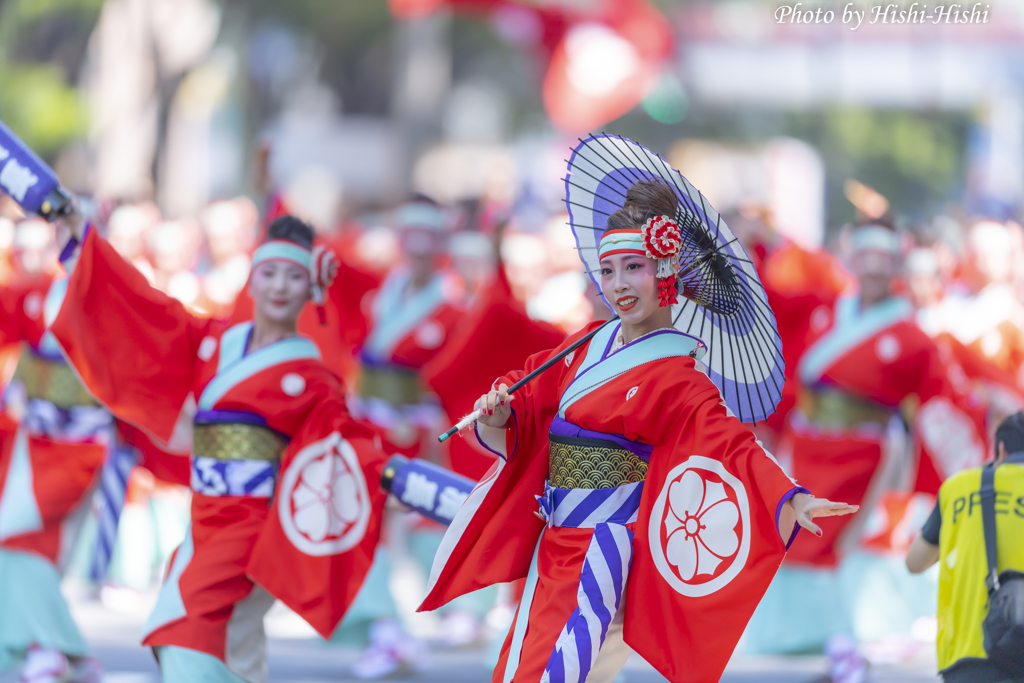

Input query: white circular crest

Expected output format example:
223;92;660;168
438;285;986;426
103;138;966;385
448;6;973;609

278;433;371;556
649;455;750;597
23;292;42;320
809;305;831;334
197;336;218;362
981;329;1002;358
875;334;901;363
281;373;306;396
414;320;445;349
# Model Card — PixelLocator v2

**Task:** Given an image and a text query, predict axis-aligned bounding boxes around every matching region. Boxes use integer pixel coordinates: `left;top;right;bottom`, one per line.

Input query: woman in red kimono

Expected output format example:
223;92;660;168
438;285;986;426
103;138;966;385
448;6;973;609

421;180;857;683
0;221;108;683
52;212;389;683
746;223;989;659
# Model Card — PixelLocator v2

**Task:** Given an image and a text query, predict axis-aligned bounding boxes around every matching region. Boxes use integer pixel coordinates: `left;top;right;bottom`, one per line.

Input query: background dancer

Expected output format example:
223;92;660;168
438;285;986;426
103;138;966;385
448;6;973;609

0;217;106;683
339;197;466;678
52;210;390;683
748;221;988;658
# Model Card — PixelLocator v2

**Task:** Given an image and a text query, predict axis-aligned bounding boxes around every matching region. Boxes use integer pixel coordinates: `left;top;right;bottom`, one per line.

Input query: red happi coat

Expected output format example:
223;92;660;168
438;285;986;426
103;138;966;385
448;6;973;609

421;322;800;683
782;295;986;567
51;229;389;646
361;266;464;371
0;275;107;567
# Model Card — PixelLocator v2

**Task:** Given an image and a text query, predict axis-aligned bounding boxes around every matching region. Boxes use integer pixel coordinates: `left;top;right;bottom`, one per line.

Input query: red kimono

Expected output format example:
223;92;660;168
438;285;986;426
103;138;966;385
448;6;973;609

781;294;986;567
353;266;463;450
51;230;389;678
0;275;108;569
421;321;802;683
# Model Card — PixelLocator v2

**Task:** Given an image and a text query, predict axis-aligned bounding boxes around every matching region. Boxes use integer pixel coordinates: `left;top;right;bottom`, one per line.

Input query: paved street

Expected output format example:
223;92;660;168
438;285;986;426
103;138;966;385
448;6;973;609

0;589;942;683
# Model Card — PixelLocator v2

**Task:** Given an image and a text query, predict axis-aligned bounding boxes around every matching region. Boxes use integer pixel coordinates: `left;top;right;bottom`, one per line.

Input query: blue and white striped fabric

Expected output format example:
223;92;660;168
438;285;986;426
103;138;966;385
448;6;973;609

90;443;139;582
536;481;643;528
23;400;112;441
536;481;640;683
541;522;635;683
190;456;276;497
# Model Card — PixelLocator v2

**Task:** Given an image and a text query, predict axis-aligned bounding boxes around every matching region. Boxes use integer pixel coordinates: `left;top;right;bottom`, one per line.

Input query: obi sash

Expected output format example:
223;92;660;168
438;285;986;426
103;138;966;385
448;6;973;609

536;419;647;683
357;358;424;407
797;386;895;429
189;410;286;498
11;349;99;409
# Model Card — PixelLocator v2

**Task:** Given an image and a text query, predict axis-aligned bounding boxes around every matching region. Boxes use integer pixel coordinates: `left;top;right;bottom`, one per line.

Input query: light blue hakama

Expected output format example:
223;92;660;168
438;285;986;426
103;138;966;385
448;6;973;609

743;550;938;654
0;548;88;672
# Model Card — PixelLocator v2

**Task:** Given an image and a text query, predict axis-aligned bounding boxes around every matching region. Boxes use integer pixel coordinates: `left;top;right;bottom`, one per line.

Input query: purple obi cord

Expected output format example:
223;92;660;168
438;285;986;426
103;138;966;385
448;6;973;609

548;416;653;461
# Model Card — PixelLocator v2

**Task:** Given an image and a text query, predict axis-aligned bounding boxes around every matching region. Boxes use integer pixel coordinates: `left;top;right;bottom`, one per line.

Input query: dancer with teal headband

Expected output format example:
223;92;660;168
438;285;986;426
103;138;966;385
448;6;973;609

51;210;391;683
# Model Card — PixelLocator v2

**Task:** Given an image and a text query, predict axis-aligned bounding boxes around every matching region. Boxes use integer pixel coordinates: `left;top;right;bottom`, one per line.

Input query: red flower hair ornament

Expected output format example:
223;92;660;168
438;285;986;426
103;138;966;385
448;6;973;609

641;215;683;307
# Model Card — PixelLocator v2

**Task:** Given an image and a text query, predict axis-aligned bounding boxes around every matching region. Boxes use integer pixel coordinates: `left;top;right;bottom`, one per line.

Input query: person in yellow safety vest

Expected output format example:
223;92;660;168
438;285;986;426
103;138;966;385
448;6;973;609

906;411;1024;683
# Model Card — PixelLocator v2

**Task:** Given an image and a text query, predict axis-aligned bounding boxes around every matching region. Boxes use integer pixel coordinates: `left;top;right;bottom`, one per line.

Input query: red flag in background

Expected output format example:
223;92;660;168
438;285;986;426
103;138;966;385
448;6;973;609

424;266;564;479
543;0;672;132
387;0;673;133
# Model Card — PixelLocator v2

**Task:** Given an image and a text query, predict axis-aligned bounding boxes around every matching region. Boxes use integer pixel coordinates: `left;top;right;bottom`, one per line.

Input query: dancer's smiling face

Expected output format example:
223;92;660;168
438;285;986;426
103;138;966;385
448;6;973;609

249;260;310;326
600;253;660;324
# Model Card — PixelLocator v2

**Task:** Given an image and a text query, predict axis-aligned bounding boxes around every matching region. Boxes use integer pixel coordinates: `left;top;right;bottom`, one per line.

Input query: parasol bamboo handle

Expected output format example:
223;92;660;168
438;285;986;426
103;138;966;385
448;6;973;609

436;317;619;443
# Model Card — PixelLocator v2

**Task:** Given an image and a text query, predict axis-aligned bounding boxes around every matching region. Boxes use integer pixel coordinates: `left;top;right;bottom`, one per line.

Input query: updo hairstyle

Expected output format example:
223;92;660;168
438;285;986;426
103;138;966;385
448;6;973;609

266;215;315;250
604;179;678;234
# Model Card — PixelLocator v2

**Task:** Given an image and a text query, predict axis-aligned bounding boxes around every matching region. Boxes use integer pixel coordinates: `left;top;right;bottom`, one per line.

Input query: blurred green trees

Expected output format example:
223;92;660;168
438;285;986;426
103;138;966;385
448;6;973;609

0;0;102;157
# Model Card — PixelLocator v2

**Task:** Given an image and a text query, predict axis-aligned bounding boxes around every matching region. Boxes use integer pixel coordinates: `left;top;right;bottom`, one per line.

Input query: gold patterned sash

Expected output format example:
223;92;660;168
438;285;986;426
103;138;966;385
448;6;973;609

193;422;287;462
358;364;424;406
548;434;648;489
798;387;894;428
11;350;98;408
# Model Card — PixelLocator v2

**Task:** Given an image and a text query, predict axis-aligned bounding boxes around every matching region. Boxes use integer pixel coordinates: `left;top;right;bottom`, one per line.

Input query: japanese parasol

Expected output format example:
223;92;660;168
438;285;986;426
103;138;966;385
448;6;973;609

565;133;785;423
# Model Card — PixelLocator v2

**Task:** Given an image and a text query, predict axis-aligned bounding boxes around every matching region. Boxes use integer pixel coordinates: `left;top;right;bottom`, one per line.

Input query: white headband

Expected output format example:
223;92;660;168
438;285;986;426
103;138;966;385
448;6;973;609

850;226;899;254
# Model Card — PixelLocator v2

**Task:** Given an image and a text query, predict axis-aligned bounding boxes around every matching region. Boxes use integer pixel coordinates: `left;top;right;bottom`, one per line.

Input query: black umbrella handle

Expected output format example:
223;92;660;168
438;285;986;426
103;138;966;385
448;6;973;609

436;317;619;443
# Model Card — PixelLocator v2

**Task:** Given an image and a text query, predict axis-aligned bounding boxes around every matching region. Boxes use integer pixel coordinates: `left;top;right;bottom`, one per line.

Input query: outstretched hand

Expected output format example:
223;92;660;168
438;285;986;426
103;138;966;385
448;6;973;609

789;493;858;537
57;204;86;241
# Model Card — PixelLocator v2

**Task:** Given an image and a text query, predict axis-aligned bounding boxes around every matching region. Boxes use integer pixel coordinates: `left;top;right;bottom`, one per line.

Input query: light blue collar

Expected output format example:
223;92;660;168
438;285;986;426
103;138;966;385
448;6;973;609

197;322;320;410
363;269;449;361
799;295;912;385
558;322;704;417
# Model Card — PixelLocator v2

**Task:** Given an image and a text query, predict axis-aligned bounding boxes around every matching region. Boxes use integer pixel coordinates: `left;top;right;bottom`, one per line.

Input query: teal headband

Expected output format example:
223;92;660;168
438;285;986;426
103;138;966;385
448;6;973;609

252;240;312;271
598;229;647;260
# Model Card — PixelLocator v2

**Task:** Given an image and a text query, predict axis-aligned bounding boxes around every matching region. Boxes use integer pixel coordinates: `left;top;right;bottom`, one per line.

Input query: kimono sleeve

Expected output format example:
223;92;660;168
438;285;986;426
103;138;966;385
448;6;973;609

625;374;802;683
51;229;212;443
909;337;988;491
247;393;389;638
0;286;20;346
489;321;602;462
419;324;601;612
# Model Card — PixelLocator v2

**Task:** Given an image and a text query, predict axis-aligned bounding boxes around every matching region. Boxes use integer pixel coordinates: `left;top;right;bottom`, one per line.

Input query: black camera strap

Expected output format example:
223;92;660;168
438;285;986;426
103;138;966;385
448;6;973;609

980;463;1000;595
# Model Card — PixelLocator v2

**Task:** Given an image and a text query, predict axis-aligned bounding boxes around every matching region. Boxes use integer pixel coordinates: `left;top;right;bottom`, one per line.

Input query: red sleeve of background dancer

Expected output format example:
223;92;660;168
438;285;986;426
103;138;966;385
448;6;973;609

117;420;191;487
0;285;21;346
51;229;212;443
495;320;604;462
910;335;988;491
